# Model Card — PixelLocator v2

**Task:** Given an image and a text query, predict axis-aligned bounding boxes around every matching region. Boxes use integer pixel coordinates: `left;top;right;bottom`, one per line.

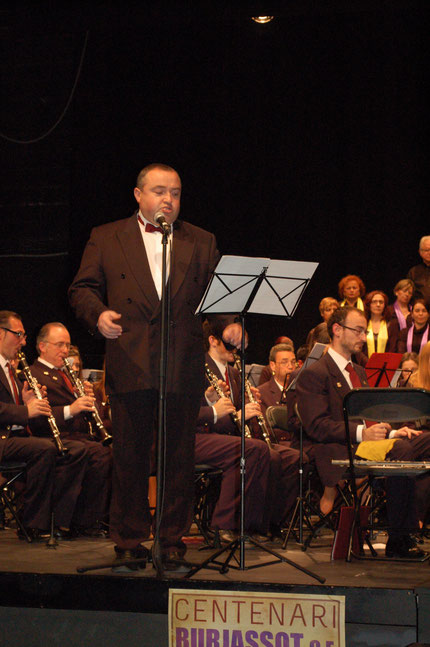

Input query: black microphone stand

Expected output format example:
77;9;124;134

152;224;171;577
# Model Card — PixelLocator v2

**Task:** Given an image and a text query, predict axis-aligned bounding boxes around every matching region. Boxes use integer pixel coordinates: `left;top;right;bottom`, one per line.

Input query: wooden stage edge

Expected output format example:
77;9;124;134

0;527;430;646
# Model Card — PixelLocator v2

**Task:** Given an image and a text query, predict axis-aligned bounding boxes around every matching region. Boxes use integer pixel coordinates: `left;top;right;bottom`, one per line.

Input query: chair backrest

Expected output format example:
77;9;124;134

265;405;289;432
343;388;430;424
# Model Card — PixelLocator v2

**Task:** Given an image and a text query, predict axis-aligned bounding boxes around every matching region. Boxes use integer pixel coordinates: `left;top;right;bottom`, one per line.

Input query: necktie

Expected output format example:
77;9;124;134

137;214;164;234
6;362;20;405
224;367;230;389
58;369;75;394
345;362;362;388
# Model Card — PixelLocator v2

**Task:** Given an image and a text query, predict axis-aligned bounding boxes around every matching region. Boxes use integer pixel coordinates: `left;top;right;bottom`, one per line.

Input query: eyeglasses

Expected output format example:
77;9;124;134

275;359;297;366
0;327;27;340
44;341;71;350
338;324;367;337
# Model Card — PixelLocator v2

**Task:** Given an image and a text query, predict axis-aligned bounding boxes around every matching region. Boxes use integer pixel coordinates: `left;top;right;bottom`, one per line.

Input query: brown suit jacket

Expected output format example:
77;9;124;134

295;352;369;446
29;360;89;438
68;214;221;396
0;364;29;461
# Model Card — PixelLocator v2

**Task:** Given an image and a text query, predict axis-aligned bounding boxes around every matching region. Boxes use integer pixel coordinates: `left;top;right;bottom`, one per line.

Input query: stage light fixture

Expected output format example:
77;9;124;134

251;16;274;24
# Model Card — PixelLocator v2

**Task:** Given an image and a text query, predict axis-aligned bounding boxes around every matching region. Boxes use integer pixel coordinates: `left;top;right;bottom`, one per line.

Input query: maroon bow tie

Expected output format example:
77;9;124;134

145;222;164;234
137;214;164;234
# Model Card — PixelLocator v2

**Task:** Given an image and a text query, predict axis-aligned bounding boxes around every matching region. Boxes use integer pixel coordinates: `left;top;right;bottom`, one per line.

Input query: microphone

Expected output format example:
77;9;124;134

155;212;171;234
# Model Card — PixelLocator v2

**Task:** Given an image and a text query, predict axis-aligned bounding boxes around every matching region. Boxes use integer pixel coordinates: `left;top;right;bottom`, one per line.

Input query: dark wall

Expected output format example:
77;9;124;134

1;2;428;366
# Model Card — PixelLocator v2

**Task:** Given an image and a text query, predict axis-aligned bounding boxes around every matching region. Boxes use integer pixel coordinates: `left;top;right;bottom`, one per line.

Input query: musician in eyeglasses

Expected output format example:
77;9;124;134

296;306;430;558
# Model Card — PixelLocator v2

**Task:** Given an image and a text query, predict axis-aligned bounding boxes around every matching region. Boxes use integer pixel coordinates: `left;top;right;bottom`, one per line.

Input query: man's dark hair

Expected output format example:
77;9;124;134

0;310;21;328
136;163;179;189
326;306;366;340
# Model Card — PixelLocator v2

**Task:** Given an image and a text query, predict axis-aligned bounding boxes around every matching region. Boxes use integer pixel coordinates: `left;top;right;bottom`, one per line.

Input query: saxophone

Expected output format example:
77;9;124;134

62;358;112;446
204;363;252;438
17;351;68;456
232;351;277;449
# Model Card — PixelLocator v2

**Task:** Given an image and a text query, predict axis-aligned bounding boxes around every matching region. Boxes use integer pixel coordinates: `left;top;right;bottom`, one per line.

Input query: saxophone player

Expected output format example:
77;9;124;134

199;321;303;541
29;322;112;538
0;311;88;542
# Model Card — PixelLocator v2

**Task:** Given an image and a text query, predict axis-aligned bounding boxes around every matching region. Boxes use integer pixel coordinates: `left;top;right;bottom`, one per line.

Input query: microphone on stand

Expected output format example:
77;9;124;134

155;212;171;234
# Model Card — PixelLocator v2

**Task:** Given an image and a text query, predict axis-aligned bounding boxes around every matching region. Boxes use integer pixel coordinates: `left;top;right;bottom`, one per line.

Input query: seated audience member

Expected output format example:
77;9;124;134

338;274;366;310
397;352;419;387
407;235;430;307
363;290;398;356
306;322;331;351
200;321;302;539
385;279;414;332
67;345;84;379
396;299;429;355
258;343;298;443
258;335;294;385
306;297;339;347
29;322;112;536
295;306;430;557
92;362;113;437
0;310;88;541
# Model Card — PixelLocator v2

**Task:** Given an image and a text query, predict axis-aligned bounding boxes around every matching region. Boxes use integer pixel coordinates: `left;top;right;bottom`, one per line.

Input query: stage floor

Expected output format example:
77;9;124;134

1;526;430;646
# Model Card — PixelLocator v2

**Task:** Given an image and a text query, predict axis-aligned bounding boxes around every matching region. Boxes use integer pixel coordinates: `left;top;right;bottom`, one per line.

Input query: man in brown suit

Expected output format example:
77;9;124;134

0;311;88;540
30;322;112;535
68;163;240;571
296;306;430;558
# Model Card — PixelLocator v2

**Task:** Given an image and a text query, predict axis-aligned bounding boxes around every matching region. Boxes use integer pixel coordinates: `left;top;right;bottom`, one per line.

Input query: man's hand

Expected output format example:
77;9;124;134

83;380;94;397
238;401;261;422
70;396;95;417
213;397;237;420
97;310;123;339
22;381;48;404
27;398;52;418
392;426;423;439
362;422;391;441
222;323;248;349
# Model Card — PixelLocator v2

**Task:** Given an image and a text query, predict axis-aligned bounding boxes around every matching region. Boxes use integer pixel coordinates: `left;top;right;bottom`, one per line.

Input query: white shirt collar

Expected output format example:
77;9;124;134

328;346;351;373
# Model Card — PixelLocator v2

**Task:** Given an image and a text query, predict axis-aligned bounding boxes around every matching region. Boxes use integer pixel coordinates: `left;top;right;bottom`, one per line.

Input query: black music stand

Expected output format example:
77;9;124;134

187;255;324;582
364;352;403;388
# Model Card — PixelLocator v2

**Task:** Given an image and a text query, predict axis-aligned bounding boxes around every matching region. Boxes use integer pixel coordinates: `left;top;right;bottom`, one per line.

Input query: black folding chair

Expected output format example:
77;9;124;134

0;461;31;542
265;404;348;550
341;387;430;562
193;464;223;548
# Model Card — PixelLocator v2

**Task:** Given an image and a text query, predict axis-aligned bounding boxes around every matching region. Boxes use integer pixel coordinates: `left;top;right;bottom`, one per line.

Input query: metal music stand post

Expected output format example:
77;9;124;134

187;255;324;582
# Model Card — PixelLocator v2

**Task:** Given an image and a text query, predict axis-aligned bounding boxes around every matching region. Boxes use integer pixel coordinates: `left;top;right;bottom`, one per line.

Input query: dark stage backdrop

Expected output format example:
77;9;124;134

1;2;428;368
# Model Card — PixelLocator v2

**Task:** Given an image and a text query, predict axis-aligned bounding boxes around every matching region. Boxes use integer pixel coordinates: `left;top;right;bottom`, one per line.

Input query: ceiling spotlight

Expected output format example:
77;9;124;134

251;16;274;24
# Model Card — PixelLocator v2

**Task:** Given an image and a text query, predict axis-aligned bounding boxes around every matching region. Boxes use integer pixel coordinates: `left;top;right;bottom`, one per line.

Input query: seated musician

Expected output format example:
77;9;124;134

29;322;112;537
199;321;302;541
0;310;89;541
258;343;298;443
296;306;430;558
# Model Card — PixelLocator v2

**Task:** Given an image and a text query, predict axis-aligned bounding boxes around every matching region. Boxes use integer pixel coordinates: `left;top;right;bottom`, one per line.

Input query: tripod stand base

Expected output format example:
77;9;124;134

185;534;326;583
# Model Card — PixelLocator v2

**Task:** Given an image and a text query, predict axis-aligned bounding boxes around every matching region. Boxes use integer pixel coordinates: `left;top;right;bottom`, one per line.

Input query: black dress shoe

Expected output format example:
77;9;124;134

112;544;149;572
161;550;192;573
385;536;427;559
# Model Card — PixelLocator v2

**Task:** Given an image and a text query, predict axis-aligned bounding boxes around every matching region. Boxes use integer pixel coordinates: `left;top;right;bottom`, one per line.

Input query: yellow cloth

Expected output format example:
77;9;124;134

340;297;364;311
366;319;388;355
355;438;399;461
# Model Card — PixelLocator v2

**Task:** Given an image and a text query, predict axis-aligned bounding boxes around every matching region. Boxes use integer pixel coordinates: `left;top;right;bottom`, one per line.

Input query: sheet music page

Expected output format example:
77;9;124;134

248;259;319;316
195;255;270;315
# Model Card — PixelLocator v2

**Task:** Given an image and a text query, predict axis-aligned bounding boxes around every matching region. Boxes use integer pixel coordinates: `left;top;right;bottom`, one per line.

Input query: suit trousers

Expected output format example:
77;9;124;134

109;389;199;554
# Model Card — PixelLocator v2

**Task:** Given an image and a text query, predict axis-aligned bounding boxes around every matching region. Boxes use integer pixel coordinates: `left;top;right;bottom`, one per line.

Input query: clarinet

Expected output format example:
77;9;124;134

204;363;252;438
62;358;113;446
232;351;277;449
17;351;68;456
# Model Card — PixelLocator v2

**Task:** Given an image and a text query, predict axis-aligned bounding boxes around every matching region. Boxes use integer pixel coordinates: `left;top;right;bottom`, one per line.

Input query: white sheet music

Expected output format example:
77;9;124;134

196;255;318;317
